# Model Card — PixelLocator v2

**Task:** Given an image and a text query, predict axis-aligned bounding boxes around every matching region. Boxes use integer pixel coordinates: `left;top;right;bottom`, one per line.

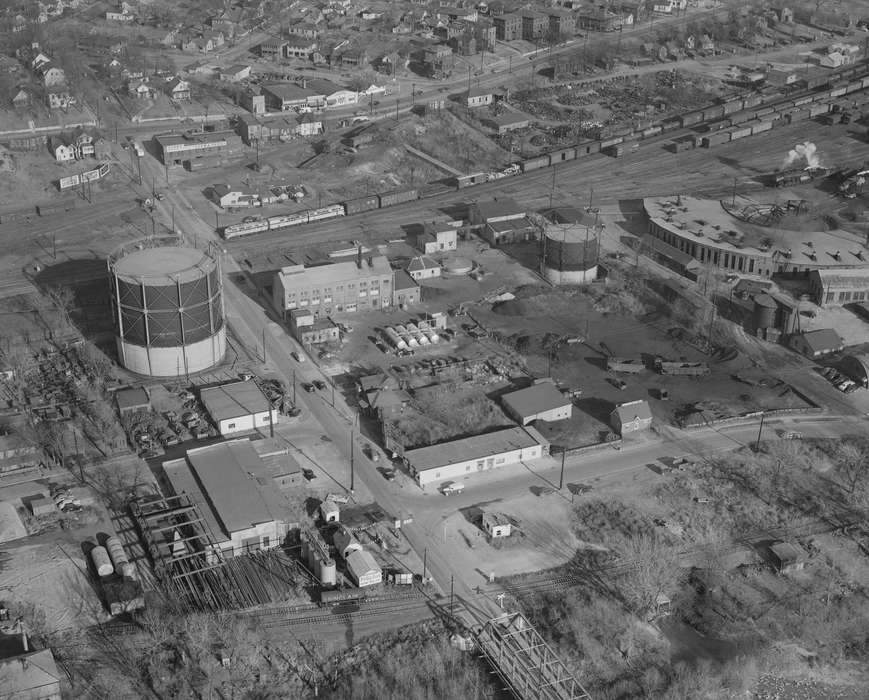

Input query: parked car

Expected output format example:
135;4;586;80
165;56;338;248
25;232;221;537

302;468;316;480
302;382;315;393
608;377;628;390
291;351;305;362
313;379;326;390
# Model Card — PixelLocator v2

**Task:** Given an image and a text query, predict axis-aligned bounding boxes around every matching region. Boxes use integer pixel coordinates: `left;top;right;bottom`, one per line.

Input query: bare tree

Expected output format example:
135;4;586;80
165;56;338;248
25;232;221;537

836;443;868;496
618;532;683;617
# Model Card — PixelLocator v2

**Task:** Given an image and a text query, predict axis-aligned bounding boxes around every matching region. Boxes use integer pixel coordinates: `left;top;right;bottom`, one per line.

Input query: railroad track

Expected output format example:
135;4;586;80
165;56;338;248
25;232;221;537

261;598;435;629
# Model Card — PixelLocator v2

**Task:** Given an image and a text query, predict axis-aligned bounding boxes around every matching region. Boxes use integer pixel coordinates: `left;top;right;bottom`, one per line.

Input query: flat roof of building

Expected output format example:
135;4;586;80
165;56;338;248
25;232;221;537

154;131;231;147
164;439;285;538
489;218;534;233
200;380;271;422
262;82;322;100
475;198;524;221
404;426;543;472
501;381;570;419
277;256;392;288
115;386;150;411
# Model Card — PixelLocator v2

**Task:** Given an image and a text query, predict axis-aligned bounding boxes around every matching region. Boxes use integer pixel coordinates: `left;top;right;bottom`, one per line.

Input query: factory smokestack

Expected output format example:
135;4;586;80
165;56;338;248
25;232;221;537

782;141;821;170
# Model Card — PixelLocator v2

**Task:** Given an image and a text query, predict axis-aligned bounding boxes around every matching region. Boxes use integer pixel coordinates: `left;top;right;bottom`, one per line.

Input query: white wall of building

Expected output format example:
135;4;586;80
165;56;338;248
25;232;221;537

412;443;544;486
217;408;279;436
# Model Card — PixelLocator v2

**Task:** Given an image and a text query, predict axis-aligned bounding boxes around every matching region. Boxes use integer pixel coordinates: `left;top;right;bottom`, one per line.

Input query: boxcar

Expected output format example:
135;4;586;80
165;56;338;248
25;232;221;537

521;155;550;172
549;146;576;163
679;111;704;128
703;104;726;121
730;126;752;141
378;189;418;208
343;195;379;215
722;99;744;115
750;120;773;135
661;117;681;133
575;140;601;157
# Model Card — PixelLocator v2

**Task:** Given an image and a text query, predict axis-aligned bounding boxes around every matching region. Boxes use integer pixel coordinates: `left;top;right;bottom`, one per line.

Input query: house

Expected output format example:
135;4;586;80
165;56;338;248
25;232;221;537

501;380;572;425
259;39;287;57
166;78;191;101
11;87;30;107
466;86;493;107
482;512;512;538
610;400;653;435
406;255;441;281
0;648;62;700
288;22;320;40
320;500;340;522
289;308;340;345
424;44;454;75
129;81;153;99
106;10;134;21
392;269;420;308
769;541;807;574
211;184;260;208
41;66;66;88
199;380;279;436
163;440;291;559
115;386;150;415
416;222;458;254
219;64;251;82
788;329;844;359
403;425;550;486
50;137;75;162
470;198;536;245
493;13;522;40
285;40;318;59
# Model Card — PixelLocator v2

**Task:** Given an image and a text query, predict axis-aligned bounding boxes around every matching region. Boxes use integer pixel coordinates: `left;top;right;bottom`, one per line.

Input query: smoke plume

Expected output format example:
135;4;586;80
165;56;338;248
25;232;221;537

782;141;821;170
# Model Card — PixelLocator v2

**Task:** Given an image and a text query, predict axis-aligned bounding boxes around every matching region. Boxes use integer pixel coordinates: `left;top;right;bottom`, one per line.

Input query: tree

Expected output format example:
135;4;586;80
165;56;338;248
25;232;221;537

618;532;683;617
836;443;868;496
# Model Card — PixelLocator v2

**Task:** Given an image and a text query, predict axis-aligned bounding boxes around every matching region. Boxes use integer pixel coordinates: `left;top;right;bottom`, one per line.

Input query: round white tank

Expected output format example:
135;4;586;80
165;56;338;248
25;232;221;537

319;558;337;587
406;335;419;347
91;546;114;577
395;325;409;335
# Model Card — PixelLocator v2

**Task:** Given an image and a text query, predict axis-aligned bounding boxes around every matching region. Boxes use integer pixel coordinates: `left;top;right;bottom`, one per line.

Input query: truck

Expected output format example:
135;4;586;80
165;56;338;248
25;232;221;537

440;482;464;496
133;142;145;157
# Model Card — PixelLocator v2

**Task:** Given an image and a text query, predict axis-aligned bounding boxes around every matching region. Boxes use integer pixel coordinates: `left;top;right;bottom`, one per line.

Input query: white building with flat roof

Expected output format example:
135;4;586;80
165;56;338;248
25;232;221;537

163;440;291;559
403;426;549;486
199;380;278;436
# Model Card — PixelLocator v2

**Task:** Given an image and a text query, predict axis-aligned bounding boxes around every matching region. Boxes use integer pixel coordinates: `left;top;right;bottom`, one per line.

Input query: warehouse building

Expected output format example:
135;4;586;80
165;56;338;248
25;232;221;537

470;198;536;245
403;426;549;486
416;222;458;254
154;131;234;166
272;257;393;318
289;308;340;345
500;380;572;425
392;269;421;308
346;549;382;587
163;440;291;559
199;380;278;436
809;268;869;307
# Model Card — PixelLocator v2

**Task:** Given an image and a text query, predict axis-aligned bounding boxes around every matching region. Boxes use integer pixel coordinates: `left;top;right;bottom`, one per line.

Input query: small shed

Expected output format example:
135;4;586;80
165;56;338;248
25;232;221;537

769;541;807;574
320;500;340;523
482;512;512;538
29;496;55;517
115;386;151;414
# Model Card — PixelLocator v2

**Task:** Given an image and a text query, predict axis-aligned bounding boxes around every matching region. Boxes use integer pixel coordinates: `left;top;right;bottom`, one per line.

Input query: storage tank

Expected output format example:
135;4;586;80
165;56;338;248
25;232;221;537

319;558;337;587
753;293;777;329
543;225;600;285
91;546;114;577
384;327;407;350
106;537;130;574
108;237;226;377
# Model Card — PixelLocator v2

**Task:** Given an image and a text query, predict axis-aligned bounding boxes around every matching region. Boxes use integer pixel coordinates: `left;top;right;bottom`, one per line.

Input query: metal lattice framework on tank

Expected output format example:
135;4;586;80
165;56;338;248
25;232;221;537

108;237;224;348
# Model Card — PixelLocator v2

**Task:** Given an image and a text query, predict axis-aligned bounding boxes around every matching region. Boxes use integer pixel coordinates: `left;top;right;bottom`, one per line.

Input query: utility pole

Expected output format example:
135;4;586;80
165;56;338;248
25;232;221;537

422;548;427;582
349;429;355;493
754;412;765;452
466;65;471;97
549;165;556;209
262;328;267;363
292;369;296;404
559;449;565;490
450;575;454;616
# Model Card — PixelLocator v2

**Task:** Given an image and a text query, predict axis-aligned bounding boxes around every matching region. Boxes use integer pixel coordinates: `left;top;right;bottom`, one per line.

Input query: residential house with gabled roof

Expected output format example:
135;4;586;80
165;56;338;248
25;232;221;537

610;399;653;435
11;86;31;107
50;136;75;162
166;77;191;101
40;66;66;88
406;255;442;280
788;329;844;359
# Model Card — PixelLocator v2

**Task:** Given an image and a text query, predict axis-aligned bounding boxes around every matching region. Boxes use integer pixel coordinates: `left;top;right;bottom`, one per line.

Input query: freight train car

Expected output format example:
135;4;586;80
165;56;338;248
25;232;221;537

223;219;269;239
319;587;368;607
521;155;550;172
343;195;379;215
377;189;418;207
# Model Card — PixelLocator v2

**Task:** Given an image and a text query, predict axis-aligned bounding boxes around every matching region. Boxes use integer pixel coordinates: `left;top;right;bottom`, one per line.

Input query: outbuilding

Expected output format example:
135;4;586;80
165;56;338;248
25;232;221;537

345;548;382;587
115;386;151;415
482;512;512;538
406;255;442;281
788;329;844;359
199;380;278;436
501;380;572;425
769;541;808;574
610;400;653;435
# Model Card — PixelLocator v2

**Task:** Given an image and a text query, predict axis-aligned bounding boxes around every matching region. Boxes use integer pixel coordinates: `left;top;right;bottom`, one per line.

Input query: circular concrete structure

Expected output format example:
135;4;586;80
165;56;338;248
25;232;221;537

443;256;473;275
109;238;225;377
543;225;599;285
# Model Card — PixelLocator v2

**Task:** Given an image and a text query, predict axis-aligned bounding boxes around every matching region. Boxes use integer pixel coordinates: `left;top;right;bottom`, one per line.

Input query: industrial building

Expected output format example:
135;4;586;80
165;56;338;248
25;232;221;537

163;440;290;559
788;329;844;359
392;270;421;308
154;131;234;166
108;238;225;377
403;426;549;486
199;380;278;436
289;309;340;345
416;222;458;254
114;386;151;414
610;400;653;435
500;380;573;425
470;198;536;246
272;256;393;318
809;268;869;307
332;524;382;587
643;196;869;278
